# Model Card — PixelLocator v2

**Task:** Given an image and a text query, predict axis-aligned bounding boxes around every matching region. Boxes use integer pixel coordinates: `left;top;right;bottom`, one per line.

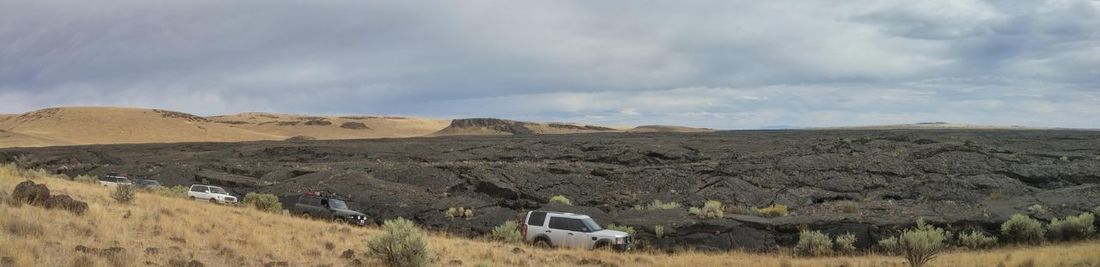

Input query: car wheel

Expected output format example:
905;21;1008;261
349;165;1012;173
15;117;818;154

301;212;311;219
593;241;611;250
533;237;553;249
190;196;196;201
209;198;217;204
333;217;347;224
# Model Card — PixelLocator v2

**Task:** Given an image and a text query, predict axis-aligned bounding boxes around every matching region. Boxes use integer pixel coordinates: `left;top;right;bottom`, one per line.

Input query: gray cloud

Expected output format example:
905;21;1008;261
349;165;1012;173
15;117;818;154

1;0;1097;129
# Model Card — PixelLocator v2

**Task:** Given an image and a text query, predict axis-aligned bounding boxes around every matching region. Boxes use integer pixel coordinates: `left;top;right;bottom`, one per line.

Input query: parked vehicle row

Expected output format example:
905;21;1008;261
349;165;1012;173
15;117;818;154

94;175;632;251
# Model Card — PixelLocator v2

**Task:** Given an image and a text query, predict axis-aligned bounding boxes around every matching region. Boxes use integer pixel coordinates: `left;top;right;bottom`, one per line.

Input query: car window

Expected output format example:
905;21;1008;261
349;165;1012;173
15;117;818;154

190;186;206;192
527;211;548;227
548;217;570;230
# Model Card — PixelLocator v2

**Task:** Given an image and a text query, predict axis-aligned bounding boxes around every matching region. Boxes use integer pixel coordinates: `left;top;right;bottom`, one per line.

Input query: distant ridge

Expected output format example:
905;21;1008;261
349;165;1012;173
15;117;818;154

0;106;727;148
431;118;618;136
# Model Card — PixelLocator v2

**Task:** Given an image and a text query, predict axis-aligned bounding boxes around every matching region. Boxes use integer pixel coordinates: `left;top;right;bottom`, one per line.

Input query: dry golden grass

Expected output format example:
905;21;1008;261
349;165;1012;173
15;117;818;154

1;165;1099;267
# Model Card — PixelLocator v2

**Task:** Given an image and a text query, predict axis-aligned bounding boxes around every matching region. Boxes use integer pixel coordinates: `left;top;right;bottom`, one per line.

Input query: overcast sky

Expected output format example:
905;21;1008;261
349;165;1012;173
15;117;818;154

1;0;1098;129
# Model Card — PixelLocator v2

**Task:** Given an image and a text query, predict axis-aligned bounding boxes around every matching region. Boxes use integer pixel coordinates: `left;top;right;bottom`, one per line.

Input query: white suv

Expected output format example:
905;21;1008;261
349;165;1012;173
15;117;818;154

97;174;132;187
520;211;632;251
187;184;238;204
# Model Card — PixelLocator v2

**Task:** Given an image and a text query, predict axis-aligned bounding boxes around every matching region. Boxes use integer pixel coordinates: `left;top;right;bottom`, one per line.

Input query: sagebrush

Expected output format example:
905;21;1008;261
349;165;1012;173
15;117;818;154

957;230;998;249
897;219;949;267
367;218;432;267
1001;214;1044;244
490;220;522;243
794;230;832;257
111;184;136;204
605;224;636;236
548;195;573;206
1047;212;1095;241
242;192;283;213
689;200;724;219
833;233;856;255
633;200;681;210
155;185;188;198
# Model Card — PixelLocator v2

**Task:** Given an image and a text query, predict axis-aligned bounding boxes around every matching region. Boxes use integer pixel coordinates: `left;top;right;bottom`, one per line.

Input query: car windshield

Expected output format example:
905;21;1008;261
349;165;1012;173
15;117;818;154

580;218;603;232
328;199;349;210
209;186;228;194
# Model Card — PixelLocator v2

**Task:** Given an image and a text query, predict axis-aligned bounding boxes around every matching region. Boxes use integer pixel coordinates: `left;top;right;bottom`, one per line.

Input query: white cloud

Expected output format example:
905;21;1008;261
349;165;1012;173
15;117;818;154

0;0;1096;128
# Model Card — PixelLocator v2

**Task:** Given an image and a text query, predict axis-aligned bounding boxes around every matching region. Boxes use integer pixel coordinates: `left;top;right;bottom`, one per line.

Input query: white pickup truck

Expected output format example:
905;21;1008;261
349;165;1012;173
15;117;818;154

519;211;632;251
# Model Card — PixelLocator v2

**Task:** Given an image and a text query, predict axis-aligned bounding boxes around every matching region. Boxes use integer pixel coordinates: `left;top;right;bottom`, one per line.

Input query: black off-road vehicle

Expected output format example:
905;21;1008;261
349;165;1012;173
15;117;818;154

292;192;369;226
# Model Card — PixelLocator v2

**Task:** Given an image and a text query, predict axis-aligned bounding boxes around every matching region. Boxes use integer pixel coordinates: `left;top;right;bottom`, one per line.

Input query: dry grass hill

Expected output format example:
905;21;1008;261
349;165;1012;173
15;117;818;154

206;112;451;140
0;107;284;147
2;165;1100;267
0;107;716;148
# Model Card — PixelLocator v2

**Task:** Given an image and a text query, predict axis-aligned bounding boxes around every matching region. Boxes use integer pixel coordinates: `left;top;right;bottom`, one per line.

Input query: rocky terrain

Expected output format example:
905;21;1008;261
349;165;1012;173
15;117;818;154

2;129;1099;251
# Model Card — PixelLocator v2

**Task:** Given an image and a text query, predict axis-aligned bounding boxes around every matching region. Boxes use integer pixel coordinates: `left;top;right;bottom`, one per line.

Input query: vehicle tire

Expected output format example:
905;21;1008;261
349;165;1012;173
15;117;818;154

209;198;217;204
301;212;311;219
190;196;196;201
334;217;347;224
593;241;611;250
533;237;553;249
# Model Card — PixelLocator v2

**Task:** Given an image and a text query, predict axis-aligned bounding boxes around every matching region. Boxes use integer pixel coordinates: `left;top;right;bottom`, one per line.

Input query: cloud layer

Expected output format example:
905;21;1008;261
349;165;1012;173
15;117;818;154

1;0;1097;128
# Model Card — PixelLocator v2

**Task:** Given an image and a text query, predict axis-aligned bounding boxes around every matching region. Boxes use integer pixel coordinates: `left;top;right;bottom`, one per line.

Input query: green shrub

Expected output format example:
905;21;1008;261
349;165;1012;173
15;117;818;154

754;204;789;217
156;185;188;198
445;207;475;220
632;200;681;210
1001;214;1045;244
689;200;724;219
367;218;431;267
1048;212;1095;241
833;233;856;255
1093;206;1100;216
655;225;665;238
490;220;522;244
548;195;573;206
1027;204;1048;215
957;230;998;249
877;236;900;255
73;175;98;184
111;185;135;204
242;192;283;213
605;224;636;236
897;219;949;267
795;230;832;257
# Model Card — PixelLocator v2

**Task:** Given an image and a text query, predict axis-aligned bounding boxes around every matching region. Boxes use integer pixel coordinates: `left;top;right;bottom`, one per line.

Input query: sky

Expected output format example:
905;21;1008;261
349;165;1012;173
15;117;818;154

1;0;1098;129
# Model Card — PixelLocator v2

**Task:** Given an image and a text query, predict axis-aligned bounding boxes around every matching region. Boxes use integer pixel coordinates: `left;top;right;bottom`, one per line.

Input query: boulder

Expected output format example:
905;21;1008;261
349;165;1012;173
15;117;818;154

12;180;50;206
45;194;88;215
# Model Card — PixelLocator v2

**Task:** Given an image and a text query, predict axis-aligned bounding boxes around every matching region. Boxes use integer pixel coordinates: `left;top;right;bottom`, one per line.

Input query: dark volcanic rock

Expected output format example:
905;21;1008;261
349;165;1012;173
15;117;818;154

12;180;50;206
340;122;369;130
5;130;1100;251
44;194;88;215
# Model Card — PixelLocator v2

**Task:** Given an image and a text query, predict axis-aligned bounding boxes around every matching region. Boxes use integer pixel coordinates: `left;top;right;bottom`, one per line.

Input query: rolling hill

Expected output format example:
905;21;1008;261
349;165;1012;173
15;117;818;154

0;107;717;148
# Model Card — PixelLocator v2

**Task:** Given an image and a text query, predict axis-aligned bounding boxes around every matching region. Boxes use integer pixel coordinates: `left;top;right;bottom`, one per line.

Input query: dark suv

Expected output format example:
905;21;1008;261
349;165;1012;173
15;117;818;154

292;192;369;226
